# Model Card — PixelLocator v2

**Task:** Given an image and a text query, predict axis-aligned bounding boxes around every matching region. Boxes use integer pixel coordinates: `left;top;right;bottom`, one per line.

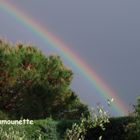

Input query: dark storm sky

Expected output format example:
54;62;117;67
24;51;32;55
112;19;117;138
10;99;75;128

0;0;140;115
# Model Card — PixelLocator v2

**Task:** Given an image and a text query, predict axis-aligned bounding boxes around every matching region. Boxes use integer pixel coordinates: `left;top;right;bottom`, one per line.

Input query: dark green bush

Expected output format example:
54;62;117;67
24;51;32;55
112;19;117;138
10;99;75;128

57;119;78;139
35;118;60;140
85;116;134;140
135;96;140;131
65;105;110;140
125;97;140;140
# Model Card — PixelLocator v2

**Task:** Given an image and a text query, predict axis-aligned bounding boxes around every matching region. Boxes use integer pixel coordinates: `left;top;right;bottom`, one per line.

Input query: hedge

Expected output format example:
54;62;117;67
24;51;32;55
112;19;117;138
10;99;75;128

0;116;135;140
85;116;135;140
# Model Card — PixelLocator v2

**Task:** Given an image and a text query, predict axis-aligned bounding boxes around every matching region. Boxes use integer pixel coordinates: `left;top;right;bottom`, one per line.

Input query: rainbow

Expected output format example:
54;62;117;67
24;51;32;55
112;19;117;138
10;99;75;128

0;0;128;116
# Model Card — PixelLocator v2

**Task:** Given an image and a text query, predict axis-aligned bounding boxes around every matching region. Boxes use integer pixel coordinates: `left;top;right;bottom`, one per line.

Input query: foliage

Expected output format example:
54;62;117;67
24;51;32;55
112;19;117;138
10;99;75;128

0;110;9;120
65;104;109;140
57;119;78;139
135;96;140;131
101;116;134;140
85;116;134;140
0;122;48;140
0;126;27;140
125;96;140;140
0;118;76;140
0;116;136;140
35;118;60;140
0;39;88;119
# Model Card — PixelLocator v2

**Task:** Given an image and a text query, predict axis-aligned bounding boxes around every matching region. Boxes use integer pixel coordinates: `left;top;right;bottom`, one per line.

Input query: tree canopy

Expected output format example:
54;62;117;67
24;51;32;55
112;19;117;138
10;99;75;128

0;39;88;119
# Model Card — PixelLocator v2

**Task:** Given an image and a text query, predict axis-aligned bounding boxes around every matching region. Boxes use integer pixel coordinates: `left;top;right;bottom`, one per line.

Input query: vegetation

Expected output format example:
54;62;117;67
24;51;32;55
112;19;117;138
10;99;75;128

0;116;135;140
65;104;109;140
0;39;140;139
125;96;140;140
135;96;140;133
0;39;88;119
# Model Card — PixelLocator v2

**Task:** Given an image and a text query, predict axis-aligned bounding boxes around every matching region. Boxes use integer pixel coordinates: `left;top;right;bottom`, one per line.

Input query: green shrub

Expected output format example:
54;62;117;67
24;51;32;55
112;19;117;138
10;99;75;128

0;121;48;139
104;116;134;140
35;118;60;140
0;117;135;140
0;125;27;140
125;96;140;140
0;113;77;140
0;119;57;140
65;104;109;140
53;120;76;140
135;96;140;131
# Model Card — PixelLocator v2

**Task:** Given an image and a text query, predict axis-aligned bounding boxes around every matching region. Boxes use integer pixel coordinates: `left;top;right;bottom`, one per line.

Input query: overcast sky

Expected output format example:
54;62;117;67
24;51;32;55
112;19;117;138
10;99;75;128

0;0;140;116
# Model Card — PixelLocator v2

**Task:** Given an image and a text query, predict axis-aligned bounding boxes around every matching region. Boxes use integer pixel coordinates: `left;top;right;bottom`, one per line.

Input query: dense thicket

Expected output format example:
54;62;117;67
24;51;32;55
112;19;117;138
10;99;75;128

0;39;88;119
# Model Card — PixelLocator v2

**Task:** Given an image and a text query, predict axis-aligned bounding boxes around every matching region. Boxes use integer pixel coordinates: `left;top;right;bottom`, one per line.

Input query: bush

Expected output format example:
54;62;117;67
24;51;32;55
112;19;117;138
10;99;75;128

135;96;140;131
35;118;60;140
0;117;135;140
104;116;134;140
65;104;110;140
0;125;27;140
0;118;76;140
35;118;77;139
84;116;134;140
0;119;59;140
125;96;140;140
